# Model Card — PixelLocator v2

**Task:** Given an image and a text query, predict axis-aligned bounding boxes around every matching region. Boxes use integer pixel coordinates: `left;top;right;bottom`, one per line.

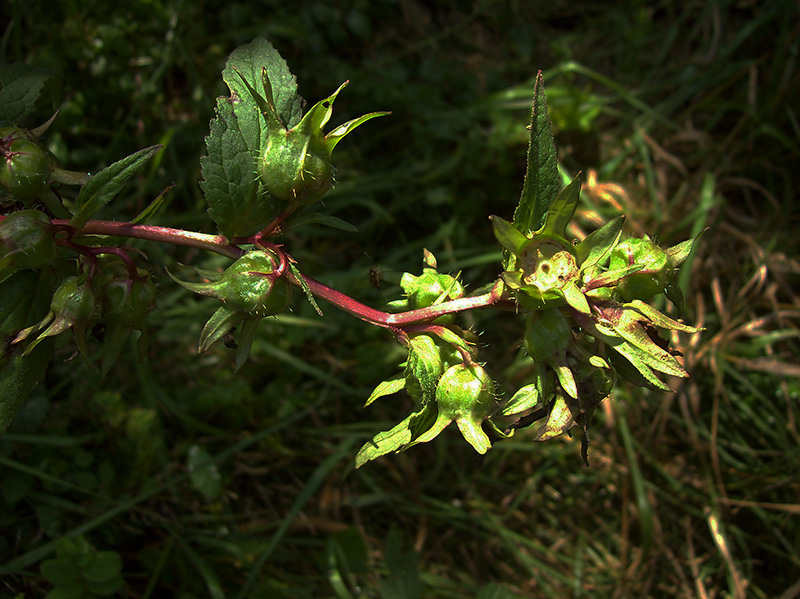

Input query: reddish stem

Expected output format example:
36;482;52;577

292;273;506;328
52;219;243;260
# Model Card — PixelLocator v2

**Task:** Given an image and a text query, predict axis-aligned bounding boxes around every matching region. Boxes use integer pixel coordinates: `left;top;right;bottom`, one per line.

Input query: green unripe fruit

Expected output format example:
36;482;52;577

435;363;495;421
0;210;56;278
51;276;98;326
609;238;670;301
259;130;332;205
93;260;156;328
0;133;55;202
524;307;572;362
406;270;465;310
217;253;292;316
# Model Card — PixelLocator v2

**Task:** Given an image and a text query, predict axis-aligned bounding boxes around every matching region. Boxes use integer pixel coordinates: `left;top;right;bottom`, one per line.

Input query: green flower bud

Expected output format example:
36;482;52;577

430;363;496;453
170;250;292;318
13;275;99;357
0;210;56;281
403;270;465;320
93;259;156;328
254;80;388;206
608;238;671;301
259;126;333;205
0;129;57;202
524;307;572;362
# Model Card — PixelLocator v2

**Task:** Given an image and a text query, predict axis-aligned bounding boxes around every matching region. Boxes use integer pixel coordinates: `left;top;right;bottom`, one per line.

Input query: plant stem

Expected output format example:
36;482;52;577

50;218;506;329
54;219;243;260
294;273;506;328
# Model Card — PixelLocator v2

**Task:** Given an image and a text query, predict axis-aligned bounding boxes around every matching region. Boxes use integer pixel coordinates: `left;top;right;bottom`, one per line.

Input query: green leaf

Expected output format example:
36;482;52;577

223;37;304;133
84;574;125;597
405;334;444;405
537;173;581;240
188;444;223;501
0;339;53;434
325;110;390;153
100;319;133;376
354;412;417;468
576;215;625;275
70;145;162;229
288;262;323;316
40;557;81;586
200;96;276;239
234;317;260;371
513;71;560;235
500;384;540;416
130;185;173;224
80;550;122;583
283;212;359;233
379;529;423;599
666;228;707;267
364;377;406;407
0;63;57;125
198;306;247;353
489;215;528;257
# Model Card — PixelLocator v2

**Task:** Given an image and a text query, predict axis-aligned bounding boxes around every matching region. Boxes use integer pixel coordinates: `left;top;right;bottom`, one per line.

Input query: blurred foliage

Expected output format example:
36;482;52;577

1;0;799;598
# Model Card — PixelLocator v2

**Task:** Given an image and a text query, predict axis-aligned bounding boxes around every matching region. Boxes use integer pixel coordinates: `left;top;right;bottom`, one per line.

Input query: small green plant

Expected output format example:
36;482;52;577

0;37;702;477
39;536;124;598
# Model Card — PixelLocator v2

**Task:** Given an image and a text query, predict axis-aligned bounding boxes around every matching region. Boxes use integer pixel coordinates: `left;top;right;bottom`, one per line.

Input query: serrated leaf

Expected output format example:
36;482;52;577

537;173;581;239
223;37;304;133
532;396;577;441
200;97;276;239
365;377;406;407
0;63;57;125
513;71;560;235
71;145;162;229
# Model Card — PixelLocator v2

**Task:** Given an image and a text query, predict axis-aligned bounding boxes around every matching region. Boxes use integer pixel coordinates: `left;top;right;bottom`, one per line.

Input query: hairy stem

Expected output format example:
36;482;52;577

293;273;506;328
54;219;243;260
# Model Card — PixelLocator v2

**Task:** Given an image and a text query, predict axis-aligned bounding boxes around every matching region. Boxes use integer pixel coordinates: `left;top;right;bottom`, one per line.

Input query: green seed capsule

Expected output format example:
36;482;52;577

524;307;572;362
609;238;671;301
0;131;56;202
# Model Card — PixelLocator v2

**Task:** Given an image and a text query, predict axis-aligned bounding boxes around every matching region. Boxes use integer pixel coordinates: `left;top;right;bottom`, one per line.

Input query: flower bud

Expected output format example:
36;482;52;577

0;129;57;203
170;250;292;318
608;238;671;301
524;307;572;362
259;128;333;205
430;363;496;453
0;210;56;281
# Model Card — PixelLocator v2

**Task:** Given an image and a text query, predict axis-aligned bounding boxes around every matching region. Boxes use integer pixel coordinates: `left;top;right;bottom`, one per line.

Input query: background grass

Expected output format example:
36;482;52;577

2;0;799;597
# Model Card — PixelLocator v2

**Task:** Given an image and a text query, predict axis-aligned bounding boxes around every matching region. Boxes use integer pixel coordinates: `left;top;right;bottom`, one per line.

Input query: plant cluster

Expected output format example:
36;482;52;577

1;38;702;475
